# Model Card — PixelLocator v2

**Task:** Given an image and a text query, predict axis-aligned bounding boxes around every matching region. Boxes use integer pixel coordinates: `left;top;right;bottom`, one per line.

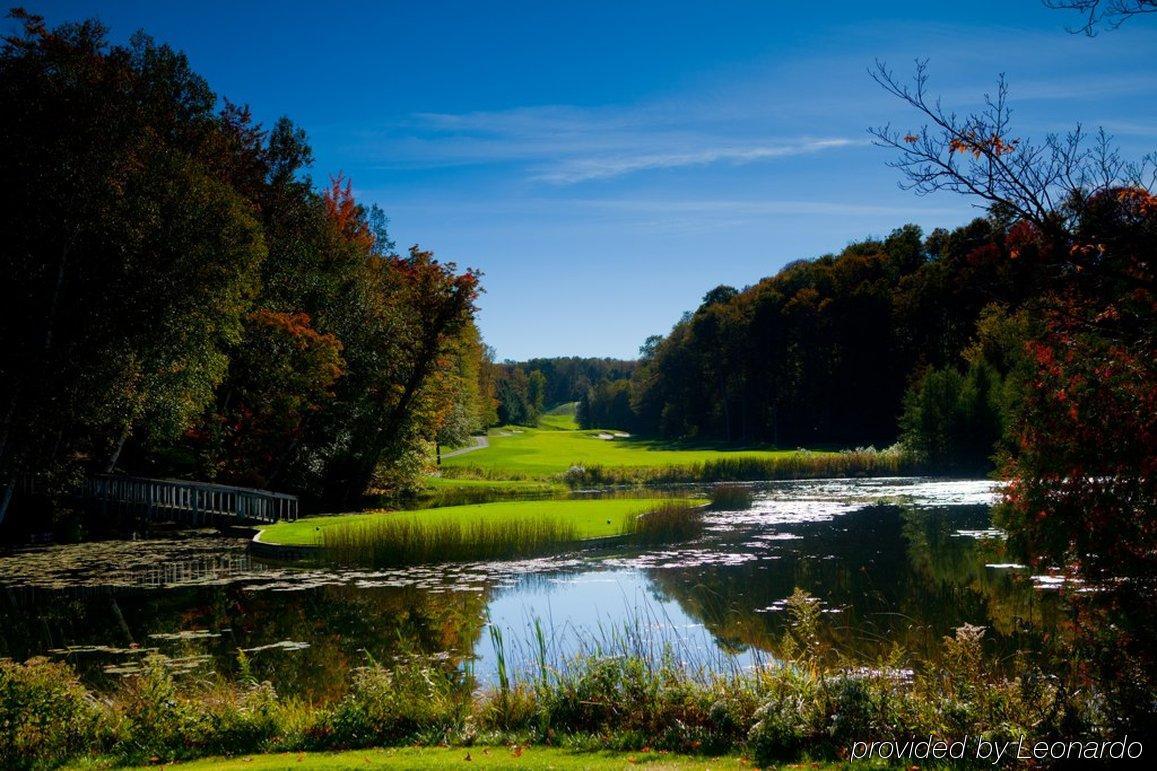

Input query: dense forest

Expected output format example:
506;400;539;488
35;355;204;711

0;12;486;522
488;356;636;426
602;220;1028;462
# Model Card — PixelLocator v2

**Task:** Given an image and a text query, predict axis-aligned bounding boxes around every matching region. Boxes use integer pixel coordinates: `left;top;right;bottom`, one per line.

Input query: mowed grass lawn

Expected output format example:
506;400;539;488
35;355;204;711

421;476;567;495
114;746;762;769
442;424;833;478
258;498;693;546
537;400;581;431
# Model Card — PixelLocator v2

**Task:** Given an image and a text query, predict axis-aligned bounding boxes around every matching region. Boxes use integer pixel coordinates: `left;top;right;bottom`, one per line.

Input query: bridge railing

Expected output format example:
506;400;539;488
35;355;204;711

83;475;300;525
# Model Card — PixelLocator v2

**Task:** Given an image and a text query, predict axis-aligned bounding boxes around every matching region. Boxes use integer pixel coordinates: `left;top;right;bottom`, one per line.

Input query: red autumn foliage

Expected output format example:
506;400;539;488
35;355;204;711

323;173;375;252
998;187;1157;577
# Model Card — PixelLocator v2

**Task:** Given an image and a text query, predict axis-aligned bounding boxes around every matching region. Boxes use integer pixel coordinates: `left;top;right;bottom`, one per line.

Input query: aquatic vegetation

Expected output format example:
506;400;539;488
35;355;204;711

0;480;1019;693
408;477;569;508
709;483;754;510
623;500;706;544
321;514;579;567
264;499;706;567
261;499;684;547
563;445;920;486
0;591;1133;768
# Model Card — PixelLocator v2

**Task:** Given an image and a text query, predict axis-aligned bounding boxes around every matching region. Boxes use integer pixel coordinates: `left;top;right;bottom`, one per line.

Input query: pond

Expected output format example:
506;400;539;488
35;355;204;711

0;477;1062;700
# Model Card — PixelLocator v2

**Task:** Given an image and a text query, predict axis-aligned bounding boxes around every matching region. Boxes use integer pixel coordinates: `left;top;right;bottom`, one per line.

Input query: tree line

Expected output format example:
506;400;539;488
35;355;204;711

0;11;487;526
487;356;636;427
579;220;1029;461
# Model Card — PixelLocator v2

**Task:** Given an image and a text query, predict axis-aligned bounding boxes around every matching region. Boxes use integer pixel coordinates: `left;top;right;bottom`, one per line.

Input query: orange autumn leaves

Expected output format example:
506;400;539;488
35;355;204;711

902;129;1020;158
324;174;375;252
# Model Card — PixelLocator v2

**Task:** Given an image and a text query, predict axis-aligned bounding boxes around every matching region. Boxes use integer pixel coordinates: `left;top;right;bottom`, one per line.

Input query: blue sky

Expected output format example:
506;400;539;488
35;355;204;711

25;1;1157;359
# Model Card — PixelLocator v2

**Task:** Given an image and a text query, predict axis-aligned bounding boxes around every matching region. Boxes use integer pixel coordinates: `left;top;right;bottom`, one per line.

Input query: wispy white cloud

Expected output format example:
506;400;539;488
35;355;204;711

533;139;861;183
333;18;1156;189
372;194;968;237
583;197;962;218
353;105;864;184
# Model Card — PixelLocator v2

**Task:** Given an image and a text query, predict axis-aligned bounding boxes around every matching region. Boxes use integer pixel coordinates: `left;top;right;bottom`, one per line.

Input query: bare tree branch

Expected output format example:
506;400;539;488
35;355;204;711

1044;0;1157;35
868;60;1156;243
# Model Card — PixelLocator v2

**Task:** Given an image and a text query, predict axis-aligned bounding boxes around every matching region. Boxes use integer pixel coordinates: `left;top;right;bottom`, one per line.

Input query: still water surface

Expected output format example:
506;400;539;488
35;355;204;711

0;478;1060;699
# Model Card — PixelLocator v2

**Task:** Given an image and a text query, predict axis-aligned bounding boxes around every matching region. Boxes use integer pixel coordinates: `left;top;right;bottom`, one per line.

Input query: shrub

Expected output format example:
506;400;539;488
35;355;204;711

317;663;463;748
110;655;283;764
746;664;827;764
0;601;1125;766
900;362;1005;472
112;655;195;762
0;657;106;769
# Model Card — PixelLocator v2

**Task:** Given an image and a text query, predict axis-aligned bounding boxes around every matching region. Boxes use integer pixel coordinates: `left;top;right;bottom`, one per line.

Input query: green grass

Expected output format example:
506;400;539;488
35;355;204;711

539;398;583;428
537;401;580;431
443;425;831;478
262;498;704;567
259;499;698;547
421;477;566;494
417;476;568;506
112;746;760;769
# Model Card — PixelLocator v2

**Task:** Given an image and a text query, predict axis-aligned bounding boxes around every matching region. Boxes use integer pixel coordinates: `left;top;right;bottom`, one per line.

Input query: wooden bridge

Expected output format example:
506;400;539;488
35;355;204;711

83;474;300;526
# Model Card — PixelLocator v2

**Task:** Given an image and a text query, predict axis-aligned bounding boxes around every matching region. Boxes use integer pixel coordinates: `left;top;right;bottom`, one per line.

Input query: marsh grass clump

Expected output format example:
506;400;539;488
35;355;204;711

709;483;753;510
624;500;705;544
321;515;577;567
440;464;536;482
565;445;918;487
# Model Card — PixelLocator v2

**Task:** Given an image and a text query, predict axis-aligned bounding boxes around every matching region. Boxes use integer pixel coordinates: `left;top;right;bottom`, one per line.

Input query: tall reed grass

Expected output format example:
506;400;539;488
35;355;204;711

321;515;577;567
565;446;918;487
319;498;707;567
623;500;705;543
709;483;754;509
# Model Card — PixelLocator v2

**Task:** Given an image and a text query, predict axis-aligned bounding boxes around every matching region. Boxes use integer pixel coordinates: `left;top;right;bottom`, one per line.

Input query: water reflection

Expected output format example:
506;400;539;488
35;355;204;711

1;477;1066;697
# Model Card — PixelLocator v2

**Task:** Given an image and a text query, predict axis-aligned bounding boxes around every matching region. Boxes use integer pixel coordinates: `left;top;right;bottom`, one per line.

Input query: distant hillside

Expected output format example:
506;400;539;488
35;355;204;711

490;356;636;427
513;357;638;406
539;401;579;430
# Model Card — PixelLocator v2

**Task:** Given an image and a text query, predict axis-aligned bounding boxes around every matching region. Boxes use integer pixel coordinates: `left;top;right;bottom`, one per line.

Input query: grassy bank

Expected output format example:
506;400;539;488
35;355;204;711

114;746;760;769
537;401;580;431
441;426;916;483
562;446;917;486
420;477;567;495
441;425;836;479
258;498;705;566
415;477;569;507
3;591;1120;770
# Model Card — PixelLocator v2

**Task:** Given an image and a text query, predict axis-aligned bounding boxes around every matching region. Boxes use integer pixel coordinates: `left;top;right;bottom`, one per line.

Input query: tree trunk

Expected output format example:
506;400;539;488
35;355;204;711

104;424;131;474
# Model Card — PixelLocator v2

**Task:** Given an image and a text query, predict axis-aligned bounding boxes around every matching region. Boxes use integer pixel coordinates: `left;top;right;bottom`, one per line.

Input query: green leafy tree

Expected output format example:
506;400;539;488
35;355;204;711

0;11;484;524
0;12;265;524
